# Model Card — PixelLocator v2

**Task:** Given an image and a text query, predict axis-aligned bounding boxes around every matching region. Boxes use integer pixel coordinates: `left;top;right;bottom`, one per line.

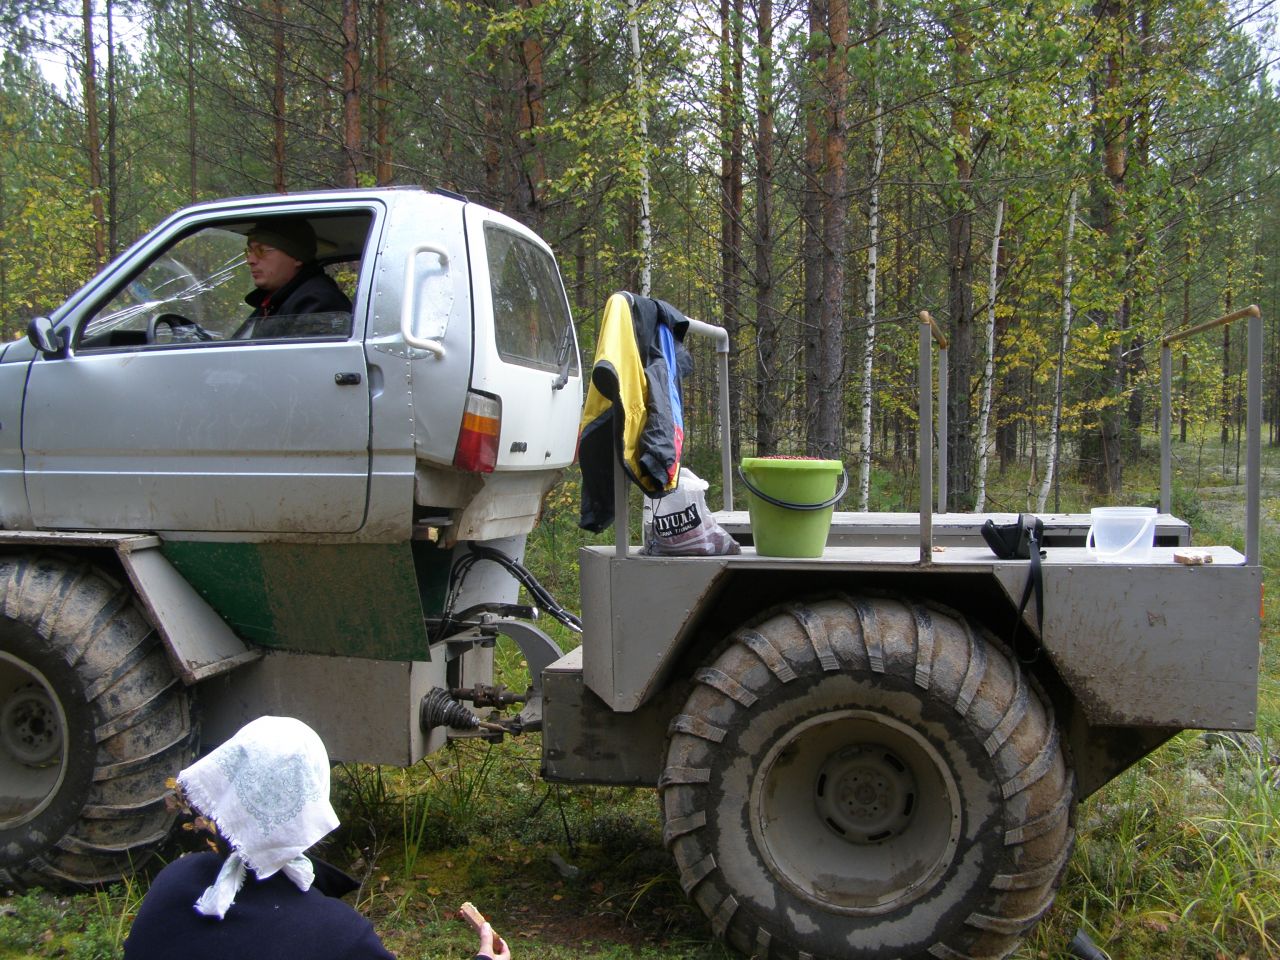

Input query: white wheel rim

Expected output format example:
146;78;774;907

749;708;963;915
0;652;70;829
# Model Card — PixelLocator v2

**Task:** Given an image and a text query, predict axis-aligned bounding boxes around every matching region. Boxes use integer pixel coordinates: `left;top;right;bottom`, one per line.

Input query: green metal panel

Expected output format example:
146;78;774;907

411;539;452;616
161;541;430;661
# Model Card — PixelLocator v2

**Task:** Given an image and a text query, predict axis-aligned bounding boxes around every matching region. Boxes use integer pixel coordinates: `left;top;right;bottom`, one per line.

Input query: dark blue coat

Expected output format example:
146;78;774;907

243;262;352;320
236;263;353;339
123;852;394;960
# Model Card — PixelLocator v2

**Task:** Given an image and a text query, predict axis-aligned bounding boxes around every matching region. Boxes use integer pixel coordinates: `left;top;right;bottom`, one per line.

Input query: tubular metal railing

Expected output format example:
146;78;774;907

1160;304;1262;565
607;302;1262;566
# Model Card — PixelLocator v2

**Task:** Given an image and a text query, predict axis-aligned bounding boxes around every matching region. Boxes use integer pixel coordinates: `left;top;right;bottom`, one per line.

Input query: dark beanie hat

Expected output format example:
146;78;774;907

247;218;317;262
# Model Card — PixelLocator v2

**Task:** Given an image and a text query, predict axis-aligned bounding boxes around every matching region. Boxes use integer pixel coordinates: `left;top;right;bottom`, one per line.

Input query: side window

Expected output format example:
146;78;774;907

79;228;248;349
77;213;371;352
485;224;579;375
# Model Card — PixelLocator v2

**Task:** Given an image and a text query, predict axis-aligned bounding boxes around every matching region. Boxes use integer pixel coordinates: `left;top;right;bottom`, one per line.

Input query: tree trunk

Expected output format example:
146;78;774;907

1125;0;1154;460
1037;189;1078;512
815;0;848;460
801;0;825;451
342;0;360;187
974;196;1003;511
1181;236;1191;443
857;0;883;509
186;0;198;201
375;0;392;185
627;0;651;294
82;0;106;267
944;2;975;508
271;0;287;193
1088;0;1127;495
515;0;547;232
1180;353;1189;444
719;0;744;460
0;164;6;312
753;0;779;456
105;0;117;256
1221;322;1231;446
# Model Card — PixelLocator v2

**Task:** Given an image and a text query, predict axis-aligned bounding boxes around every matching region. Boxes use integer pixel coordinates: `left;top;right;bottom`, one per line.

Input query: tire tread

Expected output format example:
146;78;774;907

661;594;1074;960
738;629;796;682
0;553;196;887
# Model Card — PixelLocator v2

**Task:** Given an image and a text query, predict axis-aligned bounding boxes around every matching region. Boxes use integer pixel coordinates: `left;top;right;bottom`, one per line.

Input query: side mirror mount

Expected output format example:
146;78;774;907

27;316;65;357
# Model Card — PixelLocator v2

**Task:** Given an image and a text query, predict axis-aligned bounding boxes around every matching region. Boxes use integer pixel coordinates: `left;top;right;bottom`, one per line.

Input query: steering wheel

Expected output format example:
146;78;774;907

147;312;217;344
147;313;185;344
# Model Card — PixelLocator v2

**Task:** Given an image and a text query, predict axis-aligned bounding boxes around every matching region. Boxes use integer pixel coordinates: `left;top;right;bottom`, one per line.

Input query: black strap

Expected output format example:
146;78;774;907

1011;529;1044;662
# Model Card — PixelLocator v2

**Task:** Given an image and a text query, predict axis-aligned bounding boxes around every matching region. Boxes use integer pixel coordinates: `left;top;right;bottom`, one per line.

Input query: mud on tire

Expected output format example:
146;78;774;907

0;553;196;887
660;595;1075;960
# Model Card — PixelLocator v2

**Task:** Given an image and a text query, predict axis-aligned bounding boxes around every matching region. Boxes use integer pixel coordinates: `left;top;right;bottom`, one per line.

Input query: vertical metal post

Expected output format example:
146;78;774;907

1160;343;1172;515
918;315;933;564
937;346;948;513
1247;308;1261;565
684;316;734;511
718;347;733;511
1160;304;1262;565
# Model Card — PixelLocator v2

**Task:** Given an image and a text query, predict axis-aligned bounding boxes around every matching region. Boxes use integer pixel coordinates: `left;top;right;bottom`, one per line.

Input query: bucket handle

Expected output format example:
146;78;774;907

736;465;849;511
1086;515;1157;557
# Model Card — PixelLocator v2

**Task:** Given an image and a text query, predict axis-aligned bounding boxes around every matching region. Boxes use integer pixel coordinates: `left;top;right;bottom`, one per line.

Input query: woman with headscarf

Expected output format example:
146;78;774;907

123;716;509;960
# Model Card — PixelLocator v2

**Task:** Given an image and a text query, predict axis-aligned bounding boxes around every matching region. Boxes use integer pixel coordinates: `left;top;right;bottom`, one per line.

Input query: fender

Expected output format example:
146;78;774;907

0;530;258;684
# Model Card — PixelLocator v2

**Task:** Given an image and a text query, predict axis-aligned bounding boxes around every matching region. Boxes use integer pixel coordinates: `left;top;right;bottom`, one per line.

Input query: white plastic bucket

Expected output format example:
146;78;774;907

1086;506;1157;562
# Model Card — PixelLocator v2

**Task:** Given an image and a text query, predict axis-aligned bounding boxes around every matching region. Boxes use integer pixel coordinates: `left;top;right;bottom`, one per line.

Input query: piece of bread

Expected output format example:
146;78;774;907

1173;548;1214;565
458;901;488;934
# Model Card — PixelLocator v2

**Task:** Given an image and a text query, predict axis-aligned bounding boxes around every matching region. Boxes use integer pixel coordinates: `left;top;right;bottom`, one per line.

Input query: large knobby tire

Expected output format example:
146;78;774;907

661;596;1075;960
0;553;197;887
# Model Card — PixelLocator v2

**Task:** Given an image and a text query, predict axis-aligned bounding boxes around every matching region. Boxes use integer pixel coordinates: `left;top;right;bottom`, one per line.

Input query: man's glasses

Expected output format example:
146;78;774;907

245;242;279;258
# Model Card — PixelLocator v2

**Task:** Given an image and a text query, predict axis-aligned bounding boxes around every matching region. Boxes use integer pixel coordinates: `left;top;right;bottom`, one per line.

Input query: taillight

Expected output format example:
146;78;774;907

453;391;501;473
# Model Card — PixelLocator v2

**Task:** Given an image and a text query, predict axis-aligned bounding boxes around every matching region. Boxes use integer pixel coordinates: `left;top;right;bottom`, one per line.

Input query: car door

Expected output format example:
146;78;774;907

463;205;582;471
22;209;376;534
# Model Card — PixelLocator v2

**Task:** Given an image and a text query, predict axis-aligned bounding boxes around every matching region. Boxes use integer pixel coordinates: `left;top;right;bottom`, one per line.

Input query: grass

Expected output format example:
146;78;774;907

0;875;144;960
2;431;1275;960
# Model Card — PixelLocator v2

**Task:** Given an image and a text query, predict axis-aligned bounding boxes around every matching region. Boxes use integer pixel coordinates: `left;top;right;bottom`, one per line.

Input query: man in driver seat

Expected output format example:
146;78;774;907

237;218;351;339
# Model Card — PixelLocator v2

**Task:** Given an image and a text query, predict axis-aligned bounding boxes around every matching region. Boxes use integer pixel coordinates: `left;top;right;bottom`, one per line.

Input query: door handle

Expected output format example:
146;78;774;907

334;372;362;385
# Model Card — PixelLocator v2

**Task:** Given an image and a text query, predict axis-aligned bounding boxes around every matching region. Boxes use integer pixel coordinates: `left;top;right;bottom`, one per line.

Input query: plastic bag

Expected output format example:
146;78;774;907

642;468;741;556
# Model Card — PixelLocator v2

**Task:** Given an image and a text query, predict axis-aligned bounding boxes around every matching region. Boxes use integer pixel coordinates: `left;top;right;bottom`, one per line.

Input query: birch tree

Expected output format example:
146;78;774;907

1037;188;1078;512
857;0;883;509
973;196;1002;510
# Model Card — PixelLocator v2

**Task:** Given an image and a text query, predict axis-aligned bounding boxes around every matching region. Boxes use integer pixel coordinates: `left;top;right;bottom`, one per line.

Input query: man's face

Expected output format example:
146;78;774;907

246;241;303;294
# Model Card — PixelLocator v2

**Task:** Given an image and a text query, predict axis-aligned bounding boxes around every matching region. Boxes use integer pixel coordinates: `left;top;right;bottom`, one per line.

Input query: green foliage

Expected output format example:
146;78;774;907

0;888;61;954
0;879;142;960
1022;735;1280;960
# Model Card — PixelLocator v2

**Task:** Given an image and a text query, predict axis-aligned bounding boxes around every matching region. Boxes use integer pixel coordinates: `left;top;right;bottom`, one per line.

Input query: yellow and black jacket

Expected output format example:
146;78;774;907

578;292;689;532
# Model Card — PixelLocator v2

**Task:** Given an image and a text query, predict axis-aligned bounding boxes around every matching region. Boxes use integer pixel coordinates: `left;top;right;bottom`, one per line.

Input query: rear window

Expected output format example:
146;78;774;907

485;224;578;374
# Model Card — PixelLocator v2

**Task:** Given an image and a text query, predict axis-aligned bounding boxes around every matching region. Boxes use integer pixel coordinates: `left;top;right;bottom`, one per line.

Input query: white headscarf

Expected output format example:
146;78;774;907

177;716;340;919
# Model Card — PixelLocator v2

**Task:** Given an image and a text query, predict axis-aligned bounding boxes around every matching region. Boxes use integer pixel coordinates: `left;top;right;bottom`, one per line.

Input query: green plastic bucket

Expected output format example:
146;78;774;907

739;457;847;557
